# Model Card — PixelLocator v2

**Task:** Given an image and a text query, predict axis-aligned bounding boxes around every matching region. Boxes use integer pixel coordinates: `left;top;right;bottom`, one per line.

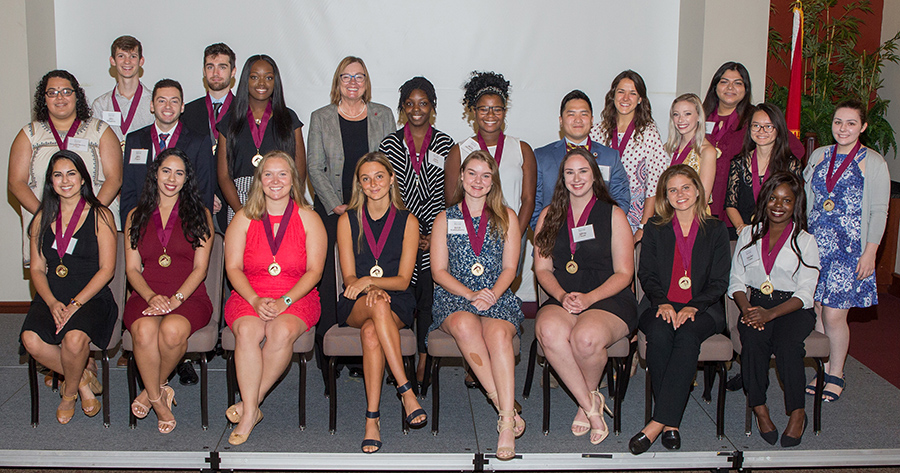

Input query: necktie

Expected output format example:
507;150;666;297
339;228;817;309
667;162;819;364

213;102;223;119
159;133;170;151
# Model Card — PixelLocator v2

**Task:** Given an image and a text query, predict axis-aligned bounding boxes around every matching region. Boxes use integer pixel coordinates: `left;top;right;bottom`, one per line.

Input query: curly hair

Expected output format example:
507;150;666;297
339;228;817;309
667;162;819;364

462;71;510;110
128;148;211;250
397;76;437;125
33;70;91;123
599;70;654;145
534;148;617;257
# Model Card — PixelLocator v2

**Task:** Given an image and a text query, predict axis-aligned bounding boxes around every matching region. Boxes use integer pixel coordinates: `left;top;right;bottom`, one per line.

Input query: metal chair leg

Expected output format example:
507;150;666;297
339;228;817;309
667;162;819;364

200;353;209;430
523;338;538;399
744;394;752;436
328;356;338;434
644;368;652;425
716;362;726;439
401;356;411;434
101;352;110;427
814;357;825;434
431;357;441;435
542;363;551;435
127;352;137;428
420;354;433;398
225;351;236;426
299;355;307;430
28;355;39;427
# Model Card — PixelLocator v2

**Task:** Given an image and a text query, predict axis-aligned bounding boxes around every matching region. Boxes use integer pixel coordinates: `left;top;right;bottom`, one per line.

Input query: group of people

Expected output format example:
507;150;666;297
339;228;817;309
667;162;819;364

10;36;888;458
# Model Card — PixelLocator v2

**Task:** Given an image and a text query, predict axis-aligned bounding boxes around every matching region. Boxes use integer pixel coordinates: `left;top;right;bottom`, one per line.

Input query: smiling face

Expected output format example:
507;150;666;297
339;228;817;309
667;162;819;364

750;110;776;148
339;62;367;102
666;174;699;213
204;54;235;92
357;161;393;203
563;154;594;198
45;77;77;122
766;182;795;226
461;157;494;199
716;69;746;111
403;89;433;128
832;107;868;148
260;157;292;201
672;100;700;138
474;94;506;134
51;158;83;199
247;60;275;103
560;98;592;142
156;154;186;199
109;48;143;80
614;78;642;118
150;86;184;128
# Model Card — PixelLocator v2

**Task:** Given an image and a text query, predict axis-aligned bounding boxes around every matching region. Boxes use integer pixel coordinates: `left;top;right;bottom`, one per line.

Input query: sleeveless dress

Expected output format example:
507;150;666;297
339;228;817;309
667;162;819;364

224;209;321;328
19;209;118;352
808;148;876;308
543;200;639;333
123;209;213;334
457;136;525;213
336;207;416;327
430;205;524;334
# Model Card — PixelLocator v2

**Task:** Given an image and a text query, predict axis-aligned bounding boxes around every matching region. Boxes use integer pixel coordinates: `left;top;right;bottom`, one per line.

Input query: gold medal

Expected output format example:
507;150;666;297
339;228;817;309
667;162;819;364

55;264;68;278
565;259;578;274
370;264;383;278
268;261;281;276
678;275;692;290
252;153;264;167
760;279;774;295
471;262;485;276
823;199;835;211
158;253;172;268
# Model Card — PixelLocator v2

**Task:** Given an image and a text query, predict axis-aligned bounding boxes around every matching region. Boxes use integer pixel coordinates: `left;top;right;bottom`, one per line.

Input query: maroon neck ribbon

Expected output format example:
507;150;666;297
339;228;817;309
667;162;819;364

247;101;273;150
566;195;597;255
362;204;397;262
403;124;433;175
762;221;793;276
750;149;772;201
672;213;699;277
671;143;692;166
48;119;82;151
55;197;86;260
825;141;862;193
151;121;183;158
476;131;505;166
111;83;143;135
610;120;636;155
262;199;295;258
707;108;738;144
152;198;181;249
205;92;234;140
461;200;489;257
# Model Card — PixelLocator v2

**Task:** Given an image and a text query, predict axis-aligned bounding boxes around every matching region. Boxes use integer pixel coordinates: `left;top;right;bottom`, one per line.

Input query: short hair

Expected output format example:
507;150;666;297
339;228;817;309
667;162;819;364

204;43;235;68
834;99;868;125
152;79;183;101
110;35;142;58
330;56;372;105
397;76;437;125
33;70;91;122
559;90;593;116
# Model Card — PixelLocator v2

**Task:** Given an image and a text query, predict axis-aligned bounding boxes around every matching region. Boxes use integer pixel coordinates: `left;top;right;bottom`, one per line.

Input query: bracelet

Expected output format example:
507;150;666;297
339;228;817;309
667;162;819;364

174;292;185;302
69;298;82;308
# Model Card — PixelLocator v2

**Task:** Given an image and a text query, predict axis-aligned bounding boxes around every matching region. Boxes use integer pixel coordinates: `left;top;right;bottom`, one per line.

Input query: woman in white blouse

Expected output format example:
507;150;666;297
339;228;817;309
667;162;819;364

728;172;819;448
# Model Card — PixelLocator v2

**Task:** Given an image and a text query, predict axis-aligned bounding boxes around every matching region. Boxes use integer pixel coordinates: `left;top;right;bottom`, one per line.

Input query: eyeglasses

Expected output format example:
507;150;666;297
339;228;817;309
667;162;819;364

45;88;75;98
340;73;366;84
750;123;775;133
476;106;506;115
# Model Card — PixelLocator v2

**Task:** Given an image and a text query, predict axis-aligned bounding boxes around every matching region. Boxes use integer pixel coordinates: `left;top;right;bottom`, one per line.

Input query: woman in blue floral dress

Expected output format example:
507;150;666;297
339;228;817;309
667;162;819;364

430;150;524;461
803;100;890;402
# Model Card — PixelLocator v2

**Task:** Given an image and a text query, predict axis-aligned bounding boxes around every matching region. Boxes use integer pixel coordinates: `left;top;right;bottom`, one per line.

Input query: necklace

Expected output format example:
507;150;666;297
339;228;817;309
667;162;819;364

339;100;367;120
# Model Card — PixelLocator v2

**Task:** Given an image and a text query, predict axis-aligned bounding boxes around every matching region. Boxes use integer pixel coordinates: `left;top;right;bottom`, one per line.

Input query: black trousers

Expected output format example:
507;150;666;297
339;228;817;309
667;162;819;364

413;249;433;356
640;305;717;427
313;199;341;370
738;288;815;413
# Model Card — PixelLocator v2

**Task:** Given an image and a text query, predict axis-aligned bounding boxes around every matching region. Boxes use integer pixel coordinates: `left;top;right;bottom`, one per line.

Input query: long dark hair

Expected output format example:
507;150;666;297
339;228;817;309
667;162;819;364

33;70;92;123
702;61;753;128
33;151;107;252
534;148;616;257
600;70;654;145
129;148;211;250
739;103;797;174
740;171;814;274
225;55;295;176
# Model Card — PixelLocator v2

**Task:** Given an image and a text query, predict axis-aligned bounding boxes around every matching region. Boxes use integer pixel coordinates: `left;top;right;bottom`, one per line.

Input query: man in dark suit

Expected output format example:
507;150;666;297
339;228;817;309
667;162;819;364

531;90;631;229
121;79;216;224
182;43;236;231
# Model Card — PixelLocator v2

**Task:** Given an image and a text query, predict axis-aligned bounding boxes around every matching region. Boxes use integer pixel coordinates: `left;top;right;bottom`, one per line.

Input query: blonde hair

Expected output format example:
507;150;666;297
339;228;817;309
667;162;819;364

346;152;407;251
329;56;372;105
242;150;310;220
653;164;711;228
450;150;510;237
664;93;707;156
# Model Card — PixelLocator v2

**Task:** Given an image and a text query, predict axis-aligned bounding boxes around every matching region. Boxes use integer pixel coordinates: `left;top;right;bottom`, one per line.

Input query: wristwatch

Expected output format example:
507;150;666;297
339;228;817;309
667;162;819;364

282;295;293;306
174;292;185;302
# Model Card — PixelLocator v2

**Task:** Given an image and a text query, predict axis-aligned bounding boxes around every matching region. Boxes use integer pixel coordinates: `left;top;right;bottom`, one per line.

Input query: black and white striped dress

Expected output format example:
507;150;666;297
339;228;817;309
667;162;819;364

378;127;454;284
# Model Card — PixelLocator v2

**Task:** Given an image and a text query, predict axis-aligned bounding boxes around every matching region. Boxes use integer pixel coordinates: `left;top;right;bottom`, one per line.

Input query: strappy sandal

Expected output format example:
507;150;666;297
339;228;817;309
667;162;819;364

586;390;609;445
397;381;427;428
81;369;103;395
571;407;590;436
361;410;383;453
131;390;150;419
57;393;77;424
149;387;176;434
496;410;517;461
822;374;846;402
486;391;525;438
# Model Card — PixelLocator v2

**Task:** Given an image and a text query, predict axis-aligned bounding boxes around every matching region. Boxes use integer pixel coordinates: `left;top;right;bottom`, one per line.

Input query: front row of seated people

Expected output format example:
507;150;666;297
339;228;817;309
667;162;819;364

19;148;821;455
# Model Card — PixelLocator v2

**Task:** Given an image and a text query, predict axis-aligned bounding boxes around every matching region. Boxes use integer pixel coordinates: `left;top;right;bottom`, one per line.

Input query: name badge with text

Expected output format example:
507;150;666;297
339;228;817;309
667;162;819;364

740;246;761;267
68;138;89;152
427;150;444;169
102;111;122;127
129;149;149;164
572;224;595;243
51;237;78;255
448;219;467;235
705;121;716;135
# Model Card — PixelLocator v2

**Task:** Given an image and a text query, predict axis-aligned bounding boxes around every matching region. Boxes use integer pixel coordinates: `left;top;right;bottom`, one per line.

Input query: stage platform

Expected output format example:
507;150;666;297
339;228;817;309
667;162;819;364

1;313;899;472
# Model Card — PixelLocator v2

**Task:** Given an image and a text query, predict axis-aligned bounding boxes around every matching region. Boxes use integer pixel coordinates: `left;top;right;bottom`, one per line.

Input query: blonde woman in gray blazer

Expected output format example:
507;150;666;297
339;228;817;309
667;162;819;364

306;56;395;373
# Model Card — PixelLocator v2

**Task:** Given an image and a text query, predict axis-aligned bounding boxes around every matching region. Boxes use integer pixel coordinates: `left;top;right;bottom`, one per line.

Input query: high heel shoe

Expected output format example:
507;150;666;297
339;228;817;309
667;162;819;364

57;393;77;424
360;410;382;453
486;391;525;438
149;388;176;434
585;390;609;445
571;407;590;437
228;408;263;446
131;390;150;419
754;410;778;446
496;410;517;461
396;381;427;428
82;369;103;395
780;413;807;448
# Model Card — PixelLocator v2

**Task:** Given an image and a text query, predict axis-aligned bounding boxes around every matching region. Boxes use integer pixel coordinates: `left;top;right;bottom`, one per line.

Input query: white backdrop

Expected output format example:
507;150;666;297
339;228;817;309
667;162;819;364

54;0;684;300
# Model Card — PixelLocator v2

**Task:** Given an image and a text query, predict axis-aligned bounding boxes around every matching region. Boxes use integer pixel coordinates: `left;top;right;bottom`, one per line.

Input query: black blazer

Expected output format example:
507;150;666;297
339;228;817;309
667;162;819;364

122;123;216;223
182;96;214;139
638;216;730;331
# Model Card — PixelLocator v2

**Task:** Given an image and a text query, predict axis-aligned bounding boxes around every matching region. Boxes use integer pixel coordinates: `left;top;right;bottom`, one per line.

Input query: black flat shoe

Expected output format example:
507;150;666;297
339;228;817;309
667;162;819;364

661;430;681;450
177;361;198;386
628;432;654;455
780;413;807;448
726;374;743;392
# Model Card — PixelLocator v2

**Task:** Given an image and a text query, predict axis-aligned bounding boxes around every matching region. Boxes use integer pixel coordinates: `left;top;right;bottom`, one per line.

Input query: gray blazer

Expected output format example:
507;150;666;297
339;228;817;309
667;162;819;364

307;102;396;213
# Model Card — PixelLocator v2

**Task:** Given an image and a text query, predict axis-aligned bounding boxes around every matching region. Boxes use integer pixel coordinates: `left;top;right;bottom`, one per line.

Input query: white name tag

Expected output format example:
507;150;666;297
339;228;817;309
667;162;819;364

51;237;78;255
740;246;760;267
129;149;149;164
102;111;122;127
458;138;480;159
427;150;444;169
705;121;716;135
572;224;595;242
68;138;89;152
448;219;467;234
598;165;610;182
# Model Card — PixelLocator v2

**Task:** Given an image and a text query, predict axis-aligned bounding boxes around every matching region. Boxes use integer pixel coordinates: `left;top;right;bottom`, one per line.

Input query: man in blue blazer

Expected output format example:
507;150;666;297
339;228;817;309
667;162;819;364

531;90;630;229
122;79;216;223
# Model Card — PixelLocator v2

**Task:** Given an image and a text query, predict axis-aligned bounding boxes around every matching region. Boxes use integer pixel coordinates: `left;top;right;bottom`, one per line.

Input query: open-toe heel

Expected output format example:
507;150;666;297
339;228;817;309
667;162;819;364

496;410;517;461
571;407;590;437
585;390;609;445
131;390;150;419
82;369;103;395
487;391;525;438
149;390;176;434
361;410;382;453
397;381;427;428
57;393;77;424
